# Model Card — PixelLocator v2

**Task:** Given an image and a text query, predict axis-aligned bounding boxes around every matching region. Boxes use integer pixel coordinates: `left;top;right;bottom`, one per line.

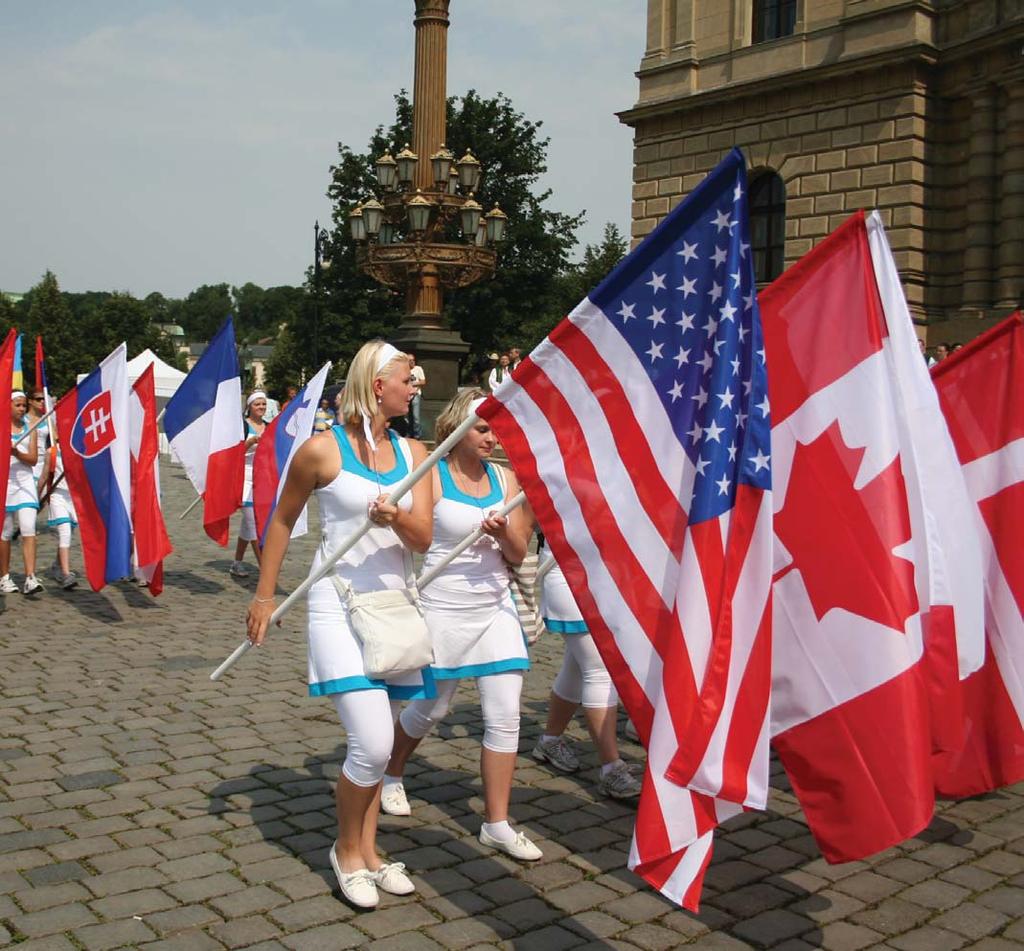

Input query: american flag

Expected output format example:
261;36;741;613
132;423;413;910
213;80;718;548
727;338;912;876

479;149;774;908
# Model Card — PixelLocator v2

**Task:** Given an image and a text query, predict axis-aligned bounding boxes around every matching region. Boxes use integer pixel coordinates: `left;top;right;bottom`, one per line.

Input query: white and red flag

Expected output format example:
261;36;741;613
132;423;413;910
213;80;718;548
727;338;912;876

0;329;16;511
479;149;773;909
129;363;173;596
162;317;244;545
931;312;1024;796
760;210;984;863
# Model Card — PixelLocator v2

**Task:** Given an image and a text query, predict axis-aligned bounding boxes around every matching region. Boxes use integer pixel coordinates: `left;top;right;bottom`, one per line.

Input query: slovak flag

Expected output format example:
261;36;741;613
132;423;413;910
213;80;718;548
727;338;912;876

130;363;173;596
54;343;133;590
253;361;330;545
163;317;244;546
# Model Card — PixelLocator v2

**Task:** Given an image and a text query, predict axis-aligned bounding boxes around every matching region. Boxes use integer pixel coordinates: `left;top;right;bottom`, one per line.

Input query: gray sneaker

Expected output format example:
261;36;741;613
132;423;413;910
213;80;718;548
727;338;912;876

532;735;580;773
598;761;643;800
60;571;78;590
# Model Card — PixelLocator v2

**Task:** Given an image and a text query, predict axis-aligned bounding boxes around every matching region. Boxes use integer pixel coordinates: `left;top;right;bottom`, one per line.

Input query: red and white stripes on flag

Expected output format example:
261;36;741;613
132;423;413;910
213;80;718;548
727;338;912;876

479;150;773;909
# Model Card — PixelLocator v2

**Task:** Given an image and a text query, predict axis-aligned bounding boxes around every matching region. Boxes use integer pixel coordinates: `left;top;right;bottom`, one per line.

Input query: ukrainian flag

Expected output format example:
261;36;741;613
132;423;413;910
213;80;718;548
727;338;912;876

12;334;23;391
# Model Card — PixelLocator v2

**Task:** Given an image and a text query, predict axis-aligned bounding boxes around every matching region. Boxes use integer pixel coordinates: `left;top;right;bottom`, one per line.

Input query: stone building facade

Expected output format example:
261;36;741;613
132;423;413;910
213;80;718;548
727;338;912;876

619;1;1024;341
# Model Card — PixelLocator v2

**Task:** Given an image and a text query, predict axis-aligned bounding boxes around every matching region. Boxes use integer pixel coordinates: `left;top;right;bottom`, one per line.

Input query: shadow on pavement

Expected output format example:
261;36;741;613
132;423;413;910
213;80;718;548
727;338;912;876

161;568;226;594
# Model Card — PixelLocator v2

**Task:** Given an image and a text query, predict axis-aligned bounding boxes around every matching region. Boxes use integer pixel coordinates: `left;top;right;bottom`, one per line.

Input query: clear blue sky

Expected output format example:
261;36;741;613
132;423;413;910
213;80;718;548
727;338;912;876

2;1;644;298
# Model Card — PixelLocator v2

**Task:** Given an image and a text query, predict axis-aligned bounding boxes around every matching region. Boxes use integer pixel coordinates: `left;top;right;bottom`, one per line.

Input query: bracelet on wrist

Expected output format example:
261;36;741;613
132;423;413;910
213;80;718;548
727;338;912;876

253;596;275;604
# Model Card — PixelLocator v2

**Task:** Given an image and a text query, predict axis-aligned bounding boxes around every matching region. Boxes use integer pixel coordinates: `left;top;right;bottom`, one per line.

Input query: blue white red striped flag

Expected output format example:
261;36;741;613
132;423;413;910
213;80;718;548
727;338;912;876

163;317;244;545
479;149;773;908
54;343;134;590
253;362;331;545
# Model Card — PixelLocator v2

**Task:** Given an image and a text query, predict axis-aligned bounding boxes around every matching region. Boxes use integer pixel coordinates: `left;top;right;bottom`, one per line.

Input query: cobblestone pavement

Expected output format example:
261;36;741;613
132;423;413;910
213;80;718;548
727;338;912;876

0;463;1022;951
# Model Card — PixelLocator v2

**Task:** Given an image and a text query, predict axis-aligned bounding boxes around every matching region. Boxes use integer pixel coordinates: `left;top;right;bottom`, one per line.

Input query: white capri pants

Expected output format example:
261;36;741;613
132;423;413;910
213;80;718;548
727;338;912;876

552;634;617;709
399;672;523;754
2;509;37;540
330;692;402;788
238;507;257;542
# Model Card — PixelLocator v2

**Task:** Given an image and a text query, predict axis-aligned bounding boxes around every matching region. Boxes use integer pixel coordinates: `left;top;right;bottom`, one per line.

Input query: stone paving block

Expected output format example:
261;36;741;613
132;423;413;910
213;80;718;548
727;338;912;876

851;897;932;934
2;937;80;951
731;909;810;947
143;902;225;935
357;903;441;938
272;872;334;902
426;916;518;949
814;921;882;950
887;926;969;950
546;880;621;914
8;901;99;937
82;866;168;897
138;932;224;951
364;933;447;951
930;903;1010;940
279;922;369;949
620;921;690;950
90;845;164;874
14;881;92;912
87;886;178;920
940;865;1004;892
209;914;283;948
788;888;865;924
210;883;290;918
164;871;246;903
72;918;157;950
268;894;353;931
711;882;795;919
425;887;494;921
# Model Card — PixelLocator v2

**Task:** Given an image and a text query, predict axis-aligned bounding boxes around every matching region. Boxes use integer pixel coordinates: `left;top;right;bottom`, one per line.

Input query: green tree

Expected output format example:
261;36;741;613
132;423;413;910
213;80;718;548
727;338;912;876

273;89;585;384
179;283;232;342
26;272;78;395
0;295;17;337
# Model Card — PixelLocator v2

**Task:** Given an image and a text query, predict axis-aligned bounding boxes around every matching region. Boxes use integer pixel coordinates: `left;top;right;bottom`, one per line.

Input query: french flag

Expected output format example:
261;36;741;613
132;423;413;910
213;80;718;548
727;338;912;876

253;362;330;545
163;317;244;546
54;343;133;590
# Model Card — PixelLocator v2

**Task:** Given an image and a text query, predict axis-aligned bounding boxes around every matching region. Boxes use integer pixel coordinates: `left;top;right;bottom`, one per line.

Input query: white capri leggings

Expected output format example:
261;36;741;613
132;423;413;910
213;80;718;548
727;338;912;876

2;509;37;540
54;523;73;547
552;634;618;709
399;672;523;754
330;692;401;788
238;507;257;542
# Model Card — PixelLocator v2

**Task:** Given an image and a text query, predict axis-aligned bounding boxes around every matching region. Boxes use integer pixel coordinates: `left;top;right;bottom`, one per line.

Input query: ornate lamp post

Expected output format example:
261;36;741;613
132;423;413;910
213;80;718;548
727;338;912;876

347;0;508;435
312;220;331;370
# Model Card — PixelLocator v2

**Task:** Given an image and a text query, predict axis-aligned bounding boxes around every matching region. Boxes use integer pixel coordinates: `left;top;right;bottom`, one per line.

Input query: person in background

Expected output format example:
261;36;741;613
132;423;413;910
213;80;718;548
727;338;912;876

314;397;334;432
487;353;511;393
408;354;426;439
41;446;78;590
281;385;299;412
935;342;950;362
230;392;267;577
2;393;42;595
509;347;522;370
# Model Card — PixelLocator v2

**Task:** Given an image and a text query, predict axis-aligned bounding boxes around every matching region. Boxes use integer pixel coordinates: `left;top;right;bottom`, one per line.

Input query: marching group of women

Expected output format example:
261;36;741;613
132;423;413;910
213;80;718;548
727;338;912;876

3;388;78;596
245;339;641;909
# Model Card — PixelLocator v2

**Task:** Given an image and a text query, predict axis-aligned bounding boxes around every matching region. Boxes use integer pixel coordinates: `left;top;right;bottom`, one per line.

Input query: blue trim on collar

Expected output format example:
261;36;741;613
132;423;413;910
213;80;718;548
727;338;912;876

331;425;409;485
438;458;502;507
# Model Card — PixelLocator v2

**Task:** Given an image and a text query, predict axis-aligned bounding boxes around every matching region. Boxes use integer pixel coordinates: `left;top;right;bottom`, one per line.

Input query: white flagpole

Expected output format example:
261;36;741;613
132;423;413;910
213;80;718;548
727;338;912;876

417;491;525;590
179;492;203;520
535;552;556;584
210;412;482;681
12;406;57;447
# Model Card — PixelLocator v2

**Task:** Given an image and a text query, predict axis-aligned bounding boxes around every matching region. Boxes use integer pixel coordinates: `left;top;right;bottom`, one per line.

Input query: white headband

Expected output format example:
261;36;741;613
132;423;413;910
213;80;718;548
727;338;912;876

375;343;402;374
246;391;267;406
11;390;25;401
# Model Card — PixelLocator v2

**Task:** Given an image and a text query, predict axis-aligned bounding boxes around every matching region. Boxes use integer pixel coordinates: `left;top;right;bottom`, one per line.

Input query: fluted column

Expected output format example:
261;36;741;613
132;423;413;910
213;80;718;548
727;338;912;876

997;82;1024;310
412;0;449;193
961;85;997;311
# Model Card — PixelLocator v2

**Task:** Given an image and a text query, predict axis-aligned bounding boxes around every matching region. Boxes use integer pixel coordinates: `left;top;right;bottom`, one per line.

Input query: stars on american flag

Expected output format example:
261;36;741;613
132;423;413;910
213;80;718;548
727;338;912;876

591;164;772;521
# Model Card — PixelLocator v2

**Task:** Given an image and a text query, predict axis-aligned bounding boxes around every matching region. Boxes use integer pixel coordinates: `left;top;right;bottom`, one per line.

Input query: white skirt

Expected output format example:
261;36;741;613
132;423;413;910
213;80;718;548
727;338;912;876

306;576;435;700
421;584;529;679
540;560;589;635
47;486;77;527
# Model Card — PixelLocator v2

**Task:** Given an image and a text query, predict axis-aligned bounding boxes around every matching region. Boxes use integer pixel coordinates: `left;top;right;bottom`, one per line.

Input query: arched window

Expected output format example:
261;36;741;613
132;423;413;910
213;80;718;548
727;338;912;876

750;172;786;285
753;0;797;44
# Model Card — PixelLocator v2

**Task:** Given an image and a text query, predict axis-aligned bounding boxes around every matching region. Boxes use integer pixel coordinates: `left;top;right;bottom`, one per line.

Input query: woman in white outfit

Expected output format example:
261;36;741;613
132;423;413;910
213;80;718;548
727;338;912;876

1;392;42;595
230;392;267;577
381;388;542;862
532;547;641;799
247;341;432;910
42;447;78;590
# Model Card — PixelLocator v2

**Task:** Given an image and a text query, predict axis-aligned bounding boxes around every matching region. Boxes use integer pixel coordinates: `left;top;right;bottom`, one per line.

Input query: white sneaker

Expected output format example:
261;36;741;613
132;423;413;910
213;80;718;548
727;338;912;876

0;575;18;594
60;571;78;591
532;735;580;772
328;844;378;909
228;561;250;577
373;861;415;895
478;826;543;862
380;782;411;816
22;576;43;596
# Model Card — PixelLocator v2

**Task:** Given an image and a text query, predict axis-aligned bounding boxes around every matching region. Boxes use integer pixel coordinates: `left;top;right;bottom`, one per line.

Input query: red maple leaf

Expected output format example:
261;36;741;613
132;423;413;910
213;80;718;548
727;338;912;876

775;421;918;631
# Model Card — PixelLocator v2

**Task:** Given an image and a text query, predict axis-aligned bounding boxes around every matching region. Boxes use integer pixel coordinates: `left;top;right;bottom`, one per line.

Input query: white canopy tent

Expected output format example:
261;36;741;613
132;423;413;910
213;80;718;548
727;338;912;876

125;349;186;398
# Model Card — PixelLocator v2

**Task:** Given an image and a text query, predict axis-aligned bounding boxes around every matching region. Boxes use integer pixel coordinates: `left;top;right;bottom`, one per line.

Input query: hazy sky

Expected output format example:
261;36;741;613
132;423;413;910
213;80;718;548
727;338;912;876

2;1;645;299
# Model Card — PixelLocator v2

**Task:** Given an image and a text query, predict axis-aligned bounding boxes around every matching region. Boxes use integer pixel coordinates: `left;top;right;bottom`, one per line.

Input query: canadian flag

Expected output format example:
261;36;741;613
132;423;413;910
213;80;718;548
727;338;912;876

759;211;985;863
931;313;1024;797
